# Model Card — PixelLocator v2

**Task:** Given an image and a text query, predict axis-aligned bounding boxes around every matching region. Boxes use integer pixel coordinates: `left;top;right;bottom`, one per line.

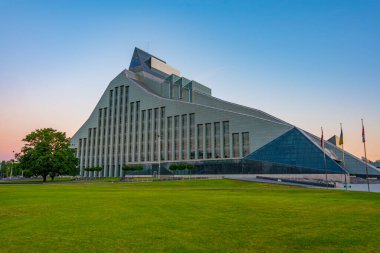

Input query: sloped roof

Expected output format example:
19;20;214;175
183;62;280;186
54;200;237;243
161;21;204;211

303;130;380;176
128;47;174;79
245;128;345;174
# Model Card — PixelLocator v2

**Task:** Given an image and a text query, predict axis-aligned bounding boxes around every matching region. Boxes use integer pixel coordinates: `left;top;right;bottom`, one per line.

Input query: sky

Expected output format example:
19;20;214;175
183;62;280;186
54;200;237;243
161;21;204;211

0;0;379;161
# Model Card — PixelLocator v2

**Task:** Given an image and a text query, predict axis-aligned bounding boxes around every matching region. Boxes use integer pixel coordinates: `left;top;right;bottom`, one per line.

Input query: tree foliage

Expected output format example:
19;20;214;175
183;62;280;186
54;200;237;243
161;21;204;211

84;166;103;177
169;163;195;171
18;128;79;182
84;166;103;172
122;165;144;172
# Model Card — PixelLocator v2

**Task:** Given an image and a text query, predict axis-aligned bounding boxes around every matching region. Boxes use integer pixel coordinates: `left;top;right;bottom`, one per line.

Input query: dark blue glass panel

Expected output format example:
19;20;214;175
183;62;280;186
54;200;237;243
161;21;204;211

245;128;345;173
128;48;169;79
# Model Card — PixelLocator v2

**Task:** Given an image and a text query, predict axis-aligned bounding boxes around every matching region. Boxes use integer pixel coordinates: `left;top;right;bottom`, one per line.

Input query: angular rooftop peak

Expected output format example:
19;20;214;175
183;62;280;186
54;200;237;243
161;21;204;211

128;47;180;79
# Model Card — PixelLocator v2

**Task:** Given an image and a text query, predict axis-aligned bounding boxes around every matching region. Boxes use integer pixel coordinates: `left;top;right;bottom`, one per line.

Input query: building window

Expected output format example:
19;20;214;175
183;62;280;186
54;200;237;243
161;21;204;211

108;91;113;165
113;87;118;169
182;114;187;160
78;138;82;168
232;133;239;158
214;122;220;158
97;109;102;165
134;101;140;162
160;107;165;160
174;115;179;160
119;86;124;125
147;109;152;161
87;129;92;169
129;102;134;162
83;138;87;175
242;132;250;157
92;128;96;167
167;116;172;160
197;124;203;159
103;108;107;169
205;123;211;159
118;86;124;167
123;87;129;164
154;108;159;161
189;113;195;159
223;121;230;158
141;110;146;162
109;90;113;108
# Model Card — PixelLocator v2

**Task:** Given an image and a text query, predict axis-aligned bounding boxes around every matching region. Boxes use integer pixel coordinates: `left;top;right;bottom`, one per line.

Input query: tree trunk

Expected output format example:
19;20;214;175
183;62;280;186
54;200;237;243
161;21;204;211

51;176;55;181
43;175;47;182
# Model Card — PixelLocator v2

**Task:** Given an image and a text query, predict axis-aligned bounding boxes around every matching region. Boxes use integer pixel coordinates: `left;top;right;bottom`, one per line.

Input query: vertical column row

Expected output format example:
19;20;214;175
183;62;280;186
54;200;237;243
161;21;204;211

123;87;129;167
128;102;135;163
153;108;159;161
87;128;92;177
140;110;146;162
116;86;124;176
167;116;172;160
181;114;187;160
134;101;140;162
174;116;180;160
189;114;195;159
160;107;165;161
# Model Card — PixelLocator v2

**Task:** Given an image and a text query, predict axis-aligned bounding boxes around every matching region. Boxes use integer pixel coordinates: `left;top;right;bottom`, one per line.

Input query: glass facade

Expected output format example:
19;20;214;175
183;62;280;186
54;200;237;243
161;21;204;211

246;128;344;173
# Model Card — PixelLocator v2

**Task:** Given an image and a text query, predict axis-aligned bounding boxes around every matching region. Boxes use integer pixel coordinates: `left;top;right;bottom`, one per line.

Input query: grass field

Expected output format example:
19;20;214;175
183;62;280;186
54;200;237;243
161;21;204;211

0;179;379;253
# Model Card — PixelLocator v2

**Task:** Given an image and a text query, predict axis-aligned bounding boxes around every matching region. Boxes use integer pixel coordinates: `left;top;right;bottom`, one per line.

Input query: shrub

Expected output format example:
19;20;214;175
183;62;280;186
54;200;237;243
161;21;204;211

122;165;144;171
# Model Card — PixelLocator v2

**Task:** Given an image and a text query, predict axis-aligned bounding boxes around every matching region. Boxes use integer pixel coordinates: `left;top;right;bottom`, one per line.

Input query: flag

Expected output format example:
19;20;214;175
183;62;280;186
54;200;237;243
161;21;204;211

339;125;344;146
362;122;366;143
321;127;324;148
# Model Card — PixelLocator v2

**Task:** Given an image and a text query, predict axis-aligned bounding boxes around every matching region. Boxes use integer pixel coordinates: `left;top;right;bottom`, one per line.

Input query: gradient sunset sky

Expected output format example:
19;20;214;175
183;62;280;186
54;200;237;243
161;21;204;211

1;0;379;161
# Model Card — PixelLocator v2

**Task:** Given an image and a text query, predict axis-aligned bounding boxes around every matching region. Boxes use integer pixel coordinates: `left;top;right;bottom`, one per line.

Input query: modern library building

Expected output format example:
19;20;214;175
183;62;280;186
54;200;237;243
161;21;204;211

71;48;380;178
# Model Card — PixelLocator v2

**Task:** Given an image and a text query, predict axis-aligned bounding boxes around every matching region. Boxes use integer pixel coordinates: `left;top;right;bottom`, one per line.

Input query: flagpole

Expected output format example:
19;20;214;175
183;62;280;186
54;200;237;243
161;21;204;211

340;123;348;191
361;119;370;192
321;127;328;188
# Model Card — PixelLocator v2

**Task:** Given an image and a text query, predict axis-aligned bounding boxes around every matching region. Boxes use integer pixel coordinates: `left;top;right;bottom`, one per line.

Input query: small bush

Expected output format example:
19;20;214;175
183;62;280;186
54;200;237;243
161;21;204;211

169;163;195;171
122;165;144;171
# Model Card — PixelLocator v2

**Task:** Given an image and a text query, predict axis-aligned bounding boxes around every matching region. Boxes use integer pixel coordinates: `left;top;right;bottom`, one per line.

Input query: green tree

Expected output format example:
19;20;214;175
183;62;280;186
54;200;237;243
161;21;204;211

186;164;195;173
169;164;178;171
93;166;102;177
18;128;79;182
0;161;6;178
169;163;195;176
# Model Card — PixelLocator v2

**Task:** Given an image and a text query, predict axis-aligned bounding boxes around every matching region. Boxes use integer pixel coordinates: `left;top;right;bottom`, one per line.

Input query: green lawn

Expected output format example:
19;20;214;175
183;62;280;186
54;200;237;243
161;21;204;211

0;179;379;253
